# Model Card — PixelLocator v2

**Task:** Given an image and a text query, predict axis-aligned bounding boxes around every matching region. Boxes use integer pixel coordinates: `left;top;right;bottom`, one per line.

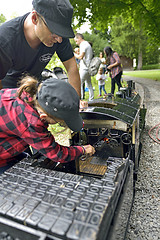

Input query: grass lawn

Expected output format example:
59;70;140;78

124;69;160;81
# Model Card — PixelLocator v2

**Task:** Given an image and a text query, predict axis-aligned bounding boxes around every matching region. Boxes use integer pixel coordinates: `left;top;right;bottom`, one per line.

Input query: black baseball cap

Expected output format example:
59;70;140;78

32;0;75;38
37;78;83;132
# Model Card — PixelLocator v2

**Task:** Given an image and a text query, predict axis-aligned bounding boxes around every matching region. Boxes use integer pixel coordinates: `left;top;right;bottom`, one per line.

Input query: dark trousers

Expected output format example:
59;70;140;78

111;71;122;94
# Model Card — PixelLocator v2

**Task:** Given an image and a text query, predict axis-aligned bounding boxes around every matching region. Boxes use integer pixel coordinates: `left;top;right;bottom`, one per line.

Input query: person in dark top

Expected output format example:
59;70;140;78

0;0;81;97
0;76;95;173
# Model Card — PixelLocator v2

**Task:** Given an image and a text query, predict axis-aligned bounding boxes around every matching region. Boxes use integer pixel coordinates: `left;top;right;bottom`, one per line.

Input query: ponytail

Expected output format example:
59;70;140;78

17;76;41;104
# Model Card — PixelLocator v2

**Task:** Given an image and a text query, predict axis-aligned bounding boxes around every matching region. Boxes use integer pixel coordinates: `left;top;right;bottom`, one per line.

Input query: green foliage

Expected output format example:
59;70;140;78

141;64;160;70
71;0;160;44
143;43;159;65
70;38;77;52
45;53;65;71
0;14;6;25
110;16;139;59
83;32;109;56
70;0;91;28
109;15;159;65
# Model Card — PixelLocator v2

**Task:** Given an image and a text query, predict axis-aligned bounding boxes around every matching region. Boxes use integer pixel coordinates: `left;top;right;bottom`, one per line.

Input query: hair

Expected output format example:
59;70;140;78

88;41;93;47
17;76;68;132
17;75;41;106
75;33;84;39
99;51;104;57
104;46;113;58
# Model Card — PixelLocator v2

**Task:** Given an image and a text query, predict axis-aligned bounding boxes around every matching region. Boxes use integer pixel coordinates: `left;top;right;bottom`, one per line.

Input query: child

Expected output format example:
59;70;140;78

96;67;107;97
99;51;106;74
0;76;95;173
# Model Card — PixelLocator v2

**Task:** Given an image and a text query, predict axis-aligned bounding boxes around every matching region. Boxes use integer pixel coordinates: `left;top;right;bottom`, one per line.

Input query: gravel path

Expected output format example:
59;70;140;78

123;76;160;240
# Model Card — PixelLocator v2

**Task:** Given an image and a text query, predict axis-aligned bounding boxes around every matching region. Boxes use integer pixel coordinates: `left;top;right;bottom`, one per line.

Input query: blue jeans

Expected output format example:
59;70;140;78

99;85;107;95
0;152;29;174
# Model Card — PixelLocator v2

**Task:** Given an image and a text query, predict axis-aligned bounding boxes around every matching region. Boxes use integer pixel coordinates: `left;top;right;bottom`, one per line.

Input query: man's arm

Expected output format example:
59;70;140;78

63;56;81;97
0;80;2;90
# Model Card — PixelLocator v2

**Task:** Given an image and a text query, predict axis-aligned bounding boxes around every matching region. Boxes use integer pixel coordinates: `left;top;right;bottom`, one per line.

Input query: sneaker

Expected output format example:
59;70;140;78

98;94;102;97
104;93;107;96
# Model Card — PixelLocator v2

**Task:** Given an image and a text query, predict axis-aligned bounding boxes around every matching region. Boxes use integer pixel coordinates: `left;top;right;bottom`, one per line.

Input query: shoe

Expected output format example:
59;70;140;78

98;94;102;97
104;93;107;96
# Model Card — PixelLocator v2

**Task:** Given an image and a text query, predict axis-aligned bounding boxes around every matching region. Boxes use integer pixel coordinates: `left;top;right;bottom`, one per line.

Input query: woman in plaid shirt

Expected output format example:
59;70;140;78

0;76;95;173
104;46;123;95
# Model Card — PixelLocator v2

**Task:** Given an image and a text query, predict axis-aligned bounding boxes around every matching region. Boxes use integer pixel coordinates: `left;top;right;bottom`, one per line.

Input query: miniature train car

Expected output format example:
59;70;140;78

0;79;146;240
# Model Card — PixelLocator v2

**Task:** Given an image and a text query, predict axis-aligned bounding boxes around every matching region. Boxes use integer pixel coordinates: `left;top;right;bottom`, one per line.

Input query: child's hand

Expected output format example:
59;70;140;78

79;100;88;111
82;145;95;156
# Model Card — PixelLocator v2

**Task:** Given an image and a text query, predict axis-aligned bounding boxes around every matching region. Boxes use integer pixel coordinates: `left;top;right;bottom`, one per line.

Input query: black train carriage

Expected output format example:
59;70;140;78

0;77;146;240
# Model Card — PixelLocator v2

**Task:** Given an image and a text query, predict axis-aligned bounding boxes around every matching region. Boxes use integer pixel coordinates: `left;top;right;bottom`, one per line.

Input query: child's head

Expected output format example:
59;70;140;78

98;68;103;74
74;47;80;54
18;76;83;132
99;52;103;58
37;78;83;131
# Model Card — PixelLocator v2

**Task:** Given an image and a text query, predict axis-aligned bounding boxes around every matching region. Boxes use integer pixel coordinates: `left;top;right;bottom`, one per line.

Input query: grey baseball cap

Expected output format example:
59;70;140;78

32;0;75;38
37;78;83;132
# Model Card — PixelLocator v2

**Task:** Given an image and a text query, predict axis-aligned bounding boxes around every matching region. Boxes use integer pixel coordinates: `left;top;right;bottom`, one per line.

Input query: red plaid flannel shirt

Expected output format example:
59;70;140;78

0;89;83;167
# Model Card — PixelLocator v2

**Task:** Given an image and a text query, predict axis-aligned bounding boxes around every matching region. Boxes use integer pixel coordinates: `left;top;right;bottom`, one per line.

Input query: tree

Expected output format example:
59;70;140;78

71;0;160;68
70;0;160;44
108;15;159;68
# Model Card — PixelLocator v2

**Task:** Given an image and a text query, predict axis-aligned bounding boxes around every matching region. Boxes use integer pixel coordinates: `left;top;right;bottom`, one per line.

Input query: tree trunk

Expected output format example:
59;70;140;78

137;19;143;70
137;50;142;70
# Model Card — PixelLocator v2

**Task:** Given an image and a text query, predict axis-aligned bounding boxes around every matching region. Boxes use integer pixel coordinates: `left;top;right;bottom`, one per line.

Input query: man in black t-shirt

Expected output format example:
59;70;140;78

0;0;81;97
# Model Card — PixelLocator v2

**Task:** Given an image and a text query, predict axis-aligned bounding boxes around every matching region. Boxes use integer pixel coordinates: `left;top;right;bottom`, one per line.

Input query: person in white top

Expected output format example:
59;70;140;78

74;33;94;101
96;67;107;97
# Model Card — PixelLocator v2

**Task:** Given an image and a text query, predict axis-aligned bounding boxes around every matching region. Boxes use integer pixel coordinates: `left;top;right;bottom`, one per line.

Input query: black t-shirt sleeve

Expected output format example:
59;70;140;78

56;38;74;62
0;45;12;79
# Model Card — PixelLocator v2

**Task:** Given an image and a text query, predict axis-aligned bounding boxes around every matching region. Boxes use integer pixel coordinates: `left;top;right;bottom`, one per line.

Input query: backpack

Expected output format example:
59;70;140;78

88;57;102;76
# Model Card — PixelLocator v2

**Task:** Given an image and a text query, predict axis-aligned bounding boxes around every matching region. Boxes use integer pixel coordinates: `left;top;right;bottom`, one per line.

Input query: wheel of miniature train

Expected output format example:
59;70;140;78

120;133;132;145
109;138;119;148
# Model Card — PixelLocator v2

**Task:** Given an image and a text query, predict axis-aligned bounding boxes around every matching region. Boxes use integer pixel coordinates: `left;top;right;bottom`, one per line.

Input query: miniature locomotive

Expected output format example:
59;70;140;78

0;72;146;240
